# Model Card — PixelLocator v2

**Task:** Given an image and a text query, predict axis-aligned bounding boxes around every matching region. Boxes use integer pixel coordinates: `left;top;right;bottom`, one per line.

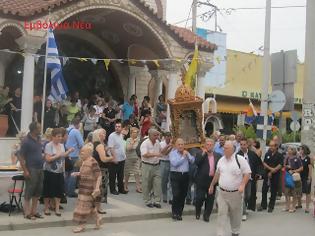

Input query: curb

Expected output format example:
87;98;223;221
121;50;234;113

0;200;292;231
0;209;196;231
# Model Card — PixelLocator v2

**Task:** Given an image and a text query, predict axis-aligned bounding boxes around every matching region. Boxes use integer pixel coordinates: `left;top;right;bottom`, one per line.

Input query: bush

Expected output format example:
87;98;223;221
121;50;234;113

234;125;257;139
271;129;300;143
282;132;301;143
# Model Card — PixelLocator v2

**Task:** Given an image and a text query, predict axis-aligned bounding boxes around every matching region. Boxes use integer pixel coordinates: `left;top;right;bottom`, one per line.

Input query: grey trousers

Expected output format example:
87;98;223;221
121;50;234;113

217;190;243;236
142;163;161;204
160;161;172;201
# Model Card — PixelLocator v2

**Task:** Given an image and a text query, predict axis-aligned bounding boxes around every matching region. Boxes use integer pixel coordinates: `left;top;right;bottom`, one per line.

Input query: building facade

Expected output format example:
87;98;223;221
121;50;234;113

0;0;216;137
205;49;304;134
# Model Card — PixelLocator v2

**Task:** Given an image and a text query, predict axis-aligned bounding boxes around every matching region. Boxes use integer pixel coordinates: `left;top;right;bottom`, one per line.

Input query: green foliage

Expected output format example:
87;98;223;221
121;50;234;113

234;125;257;139
271;129;301;143
235;126;301;143
282;132;301;143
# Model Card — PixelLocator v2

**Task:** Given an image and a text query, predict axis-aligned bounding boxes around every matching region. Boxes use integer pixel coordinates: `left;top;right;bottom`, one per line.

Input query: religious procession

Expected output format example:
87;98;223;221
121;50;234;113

0;0;314;236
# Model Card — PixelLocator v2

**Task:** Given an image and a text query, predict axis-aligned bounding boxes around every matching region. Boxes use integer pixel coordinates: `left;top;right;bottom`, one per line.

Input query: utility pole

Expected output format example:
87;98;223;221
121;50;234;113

260;0;272;156
301;0;315;154
192;0;197;33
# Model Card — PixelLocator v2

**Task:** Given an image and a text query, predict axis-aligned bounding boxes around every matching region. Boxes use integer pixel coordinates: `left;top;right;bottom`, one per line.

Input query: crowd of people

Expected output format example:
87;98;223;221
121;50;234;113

10;92;315;235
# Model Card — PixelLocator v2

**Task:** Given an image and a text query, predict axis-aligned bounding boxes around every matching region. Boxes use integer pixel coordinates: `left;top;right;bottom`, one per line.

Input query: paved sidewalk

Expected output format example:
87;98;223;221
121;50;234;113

0;182;296;231
0;183;195;231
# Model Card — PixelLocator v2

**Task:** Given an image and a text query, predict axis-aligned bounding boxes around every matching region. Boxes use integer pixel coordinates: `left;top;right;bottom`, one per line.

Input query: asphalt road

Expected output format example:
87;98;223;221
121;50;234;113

3;205;315;236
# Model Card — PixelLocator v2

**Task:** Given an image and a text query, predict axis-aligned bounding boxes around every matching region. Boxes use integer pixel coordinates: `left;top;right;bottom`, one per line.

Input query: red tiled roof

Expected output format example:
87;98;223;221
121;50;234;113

0;0;74;17
169;25;216;51
135;0;216;52
0;0;216;51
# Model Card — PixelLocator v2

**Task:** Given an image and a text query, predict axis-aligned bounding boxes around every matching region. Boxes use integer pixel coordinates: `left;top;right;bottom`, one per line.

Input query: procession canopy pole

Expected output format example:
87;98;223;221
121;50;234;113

40;9;51;135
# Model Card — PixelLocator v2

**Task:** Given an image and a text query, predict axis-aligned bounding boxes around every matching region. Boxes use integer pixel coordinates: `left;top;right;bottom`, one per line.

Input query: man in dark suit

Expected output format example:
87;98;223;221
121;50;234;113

195;138;221;222
237;138;263;220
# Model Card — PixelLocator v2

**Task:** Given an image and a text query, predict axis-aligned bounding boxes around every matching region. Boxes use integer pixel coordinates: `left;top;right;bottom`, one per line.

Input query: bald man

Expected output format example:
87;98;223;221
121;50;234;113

209;141;251;236
169;138;195;221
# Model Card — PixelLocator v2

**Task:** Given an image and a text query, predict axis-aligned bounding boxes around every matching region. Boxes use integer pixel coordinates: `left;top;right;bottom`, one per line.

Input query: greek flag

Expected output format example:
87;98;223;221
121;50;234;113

46;28;68;101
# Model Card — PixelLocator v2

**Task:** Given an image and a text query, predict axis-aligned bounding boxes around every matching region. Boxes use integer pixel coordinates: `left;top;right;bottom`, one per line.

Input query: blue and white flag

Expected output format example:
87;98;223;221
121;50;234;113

46;28;68;101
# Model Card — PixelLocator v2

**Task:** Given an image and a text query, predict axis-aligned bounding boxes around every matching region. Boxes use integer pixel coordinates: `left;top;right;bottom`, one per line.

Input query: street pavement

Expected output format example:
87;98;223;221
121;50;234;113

0;183;194;231
0;182;314;233
2;204;315;236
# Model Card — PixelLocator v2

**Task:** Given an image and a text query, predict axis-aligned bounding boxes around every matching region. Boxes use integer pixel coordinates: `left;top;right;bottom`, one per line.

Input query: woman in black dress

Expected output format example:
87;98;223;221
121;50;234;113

297;145;313;213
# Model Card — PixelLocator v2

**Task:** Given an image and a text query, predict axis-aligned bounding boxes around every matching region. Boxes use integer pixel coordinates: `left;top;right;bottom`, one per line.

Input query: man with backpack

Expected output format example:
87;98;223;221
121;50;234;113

209;141;251;236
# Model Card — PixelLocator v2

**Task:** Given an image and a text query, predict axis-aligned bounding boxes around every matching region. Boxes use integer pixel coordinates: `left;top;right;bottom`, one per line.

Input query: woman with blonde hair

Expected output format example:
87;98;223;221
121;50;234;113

92;129;114;205
72;144;102;233
124;127;142;193
284;146;303;213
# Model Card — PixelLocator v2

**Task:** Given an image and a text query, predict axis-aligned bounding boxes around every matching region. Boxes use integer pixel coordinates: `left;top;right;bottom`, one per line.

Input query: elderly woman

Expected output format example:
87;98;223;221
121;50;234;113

92;129;114;205
284;146;303;213
72;144;102;233
43;128;74;216
297;145;313;213
124;127;142;193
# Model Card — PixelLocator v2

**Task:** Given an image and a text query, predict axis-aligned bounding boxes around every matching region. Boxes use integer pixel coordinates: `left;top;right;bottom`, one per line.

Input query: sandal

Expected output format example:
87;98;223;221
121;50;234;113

97;209;107;214
33;213;44;219
73;226;85;233
44;211;51;216
289;209;296;213
24;214;36;220
55;212;62;217
136;189;142;193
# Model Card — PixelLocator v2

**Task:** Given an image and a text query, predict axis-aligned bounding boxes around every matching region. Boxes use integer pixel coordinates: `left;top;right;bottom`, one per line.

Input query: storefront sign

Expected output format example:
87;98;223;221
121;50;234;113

241;90;302;104
302;103;315;131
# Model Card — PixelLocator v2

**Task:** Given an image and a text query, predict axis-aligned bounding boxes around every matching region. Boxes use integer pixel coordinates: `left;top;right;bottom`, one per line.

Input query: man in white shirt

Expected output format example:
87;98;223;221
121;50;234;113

160;132;173;204
209;141;251;236
108;120;127;195
140;128;162;208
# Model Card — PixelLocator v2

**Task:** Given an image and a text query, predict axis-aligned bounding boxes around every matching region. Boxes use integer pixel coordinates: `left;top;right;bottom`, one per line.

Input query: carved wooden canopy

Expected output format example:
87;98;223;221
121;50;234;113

168;84;205;149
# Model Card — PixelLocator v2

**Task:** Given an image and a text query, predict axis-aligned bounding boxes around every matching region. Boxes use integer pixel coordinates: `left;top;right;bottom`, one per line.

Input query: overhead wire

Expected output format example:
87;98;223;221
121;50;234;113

172;5;306;25
184;2;193;29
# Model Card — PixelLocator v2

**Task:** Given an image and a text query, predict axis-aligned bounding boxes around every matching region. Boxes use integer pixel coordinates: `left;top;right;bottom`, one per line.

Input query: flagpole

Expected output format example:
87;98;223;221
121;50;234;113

40;10;51;135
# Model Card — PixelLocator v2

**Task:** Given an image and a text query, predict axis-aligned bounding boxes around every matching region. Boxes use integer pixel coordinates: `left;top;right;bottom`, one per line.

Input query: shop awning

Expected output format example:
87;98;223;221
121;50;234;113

217;100;301;118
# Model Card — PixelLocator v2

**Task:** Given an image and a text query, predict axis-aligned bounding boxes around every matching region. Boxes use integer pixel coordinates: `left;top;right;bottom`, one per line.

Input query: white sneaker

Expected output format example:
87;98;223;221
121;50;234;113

242;215;247;221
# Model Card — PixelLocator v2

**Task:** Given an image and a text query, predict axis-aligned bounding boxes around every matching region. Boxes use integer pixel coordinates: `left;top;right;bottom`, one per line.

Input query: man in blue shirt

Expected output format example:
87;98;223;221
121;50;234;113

19;122;44;220
214;135;225;156
122;96;135;121
65;118;84;197
169;138;194;221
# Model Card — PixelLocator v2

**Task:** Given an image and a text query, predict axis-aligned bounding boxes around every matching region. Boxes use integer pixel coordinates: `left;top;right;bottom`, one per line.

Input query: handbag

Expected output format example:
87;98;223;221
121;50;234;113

285;171;295;189
292;172;301;182
65;156;74;172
